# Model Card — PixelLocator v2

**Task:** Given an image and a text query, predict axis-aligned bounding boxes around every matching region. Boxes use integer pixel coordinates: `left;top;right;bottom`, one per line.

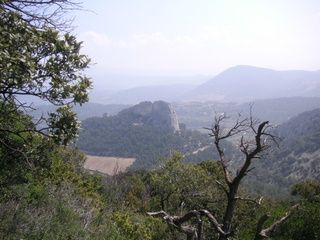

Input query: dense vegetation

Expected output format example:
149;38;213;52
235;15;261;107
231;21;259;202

248;108;320;194
76;108;242;169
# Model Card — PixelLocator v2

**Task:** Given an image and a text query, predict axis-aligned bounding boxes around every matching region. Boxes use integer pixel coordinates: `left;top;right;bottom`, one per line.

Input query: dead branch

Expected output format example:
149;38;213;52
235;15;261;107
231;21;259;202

147;210;199;239
147;209;230;240
2;0;83;30
254;204;299;240
205;110;278;240
235;196;263;205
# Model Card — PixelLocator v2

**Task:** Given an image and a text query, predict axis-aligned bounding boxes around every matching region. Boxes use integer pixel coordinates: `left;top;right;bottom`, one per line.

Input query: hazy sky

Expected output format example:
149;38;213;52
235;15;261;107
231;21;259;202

73;0;320;76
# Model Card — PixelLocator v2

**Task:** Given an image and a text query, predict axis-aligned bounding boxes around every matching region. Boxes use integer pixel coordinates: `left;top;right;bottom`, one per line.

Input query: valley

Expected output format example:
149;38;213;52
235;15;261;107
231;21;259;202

31;66;320;192
65;66;320;191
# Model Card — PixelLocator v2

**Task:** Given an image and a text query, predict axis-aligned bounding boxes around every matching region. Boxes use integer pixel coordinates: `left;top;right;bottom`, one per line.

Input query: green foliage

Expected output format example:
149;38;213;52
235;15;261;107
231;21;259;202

76;113;239;169
0;144;107;239
0;105;55;200
48;106;80;145
0;9;91;105
112;212;166;240
0;4;91;146
0;2;150;240
147;153;225;212
291;180;320;200
270;180;320;240
247;108;320;195
123;174;149;211
276;202;320;240
0;5;97;237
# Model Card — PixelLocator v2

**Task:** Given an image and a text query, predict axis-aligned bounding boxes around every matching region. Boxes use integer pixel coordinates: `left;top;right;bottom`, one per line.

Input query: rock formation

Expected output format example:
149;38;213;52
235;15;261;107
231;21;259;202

118;101;180;132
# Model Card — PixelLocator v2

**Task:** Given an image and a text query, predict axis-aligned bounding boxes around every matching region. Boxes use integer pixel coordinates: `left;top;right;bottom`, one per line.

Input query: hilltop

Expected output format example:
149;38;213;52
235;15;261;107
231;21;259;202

186;65;320;102
76;101;230;169
118;101;180;132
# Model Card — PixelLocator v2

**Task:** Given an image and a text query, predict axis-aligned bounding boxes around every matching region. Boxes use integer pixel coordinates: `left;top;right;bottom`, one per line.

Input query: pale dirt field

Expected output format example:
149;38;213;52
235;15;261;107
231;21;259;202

84;155;135;175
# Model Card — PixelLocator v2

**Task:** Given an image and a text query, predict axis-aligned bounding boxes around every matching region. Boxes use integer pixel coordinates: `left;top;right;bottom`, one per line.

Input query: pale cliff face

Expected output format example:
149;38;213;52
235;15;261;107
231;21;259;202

118;100;180;132
152;101;180;132
166;104;180;133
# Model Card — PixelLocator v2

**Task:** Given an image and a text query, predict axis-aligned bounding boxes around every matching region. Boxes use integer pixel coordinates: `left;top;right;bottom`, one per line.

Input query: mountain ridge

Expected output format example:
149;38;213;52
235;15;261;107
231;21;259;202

185;65;320;102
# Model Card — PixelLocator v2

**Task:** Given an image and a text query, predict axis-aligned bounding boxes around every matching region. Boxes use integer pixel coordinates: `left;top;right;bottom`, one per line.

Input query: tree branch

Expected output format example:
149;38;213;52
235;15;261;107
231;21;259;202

147;209;230;239
254;204;299;240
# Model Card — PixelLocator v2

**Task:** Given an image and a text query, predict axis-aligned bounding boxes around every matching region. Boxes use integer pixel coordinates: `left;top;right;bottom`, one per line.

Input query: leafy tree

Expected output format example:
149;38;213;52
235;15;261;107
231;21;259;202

275;180;320;240
0;0;91;205
0;0;91;148
147;153;225;213
291;180;320;200
0;2;97;238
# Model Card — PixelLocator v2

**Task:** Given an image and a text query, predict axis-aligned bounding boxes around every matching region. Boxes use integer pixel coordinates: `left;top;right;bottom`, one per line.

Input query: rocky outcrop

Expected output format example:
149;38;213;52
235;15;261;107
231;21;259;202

118;101;180;132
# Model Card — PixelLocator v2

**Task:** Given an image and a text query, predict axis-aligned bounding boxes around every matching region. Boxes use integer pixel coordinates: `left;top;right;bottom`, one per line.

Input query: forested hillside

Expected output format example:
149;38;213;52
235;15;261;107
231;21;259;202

76;101;240;169
249;108;320;192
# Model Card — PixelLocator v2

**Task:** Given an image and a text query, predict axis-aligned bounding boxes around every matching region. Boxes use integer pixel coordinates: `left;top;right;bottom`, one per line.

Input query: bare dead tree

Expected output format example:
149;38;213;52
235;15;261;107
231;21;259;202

148;111;297;240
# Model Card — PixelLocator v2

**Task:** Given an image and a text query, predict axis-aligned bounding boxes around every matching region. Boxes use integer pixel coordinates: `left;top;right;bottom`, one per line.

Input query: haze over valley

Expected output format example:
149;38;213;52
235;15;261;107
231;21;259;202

88;65;320;104
33;64;320;189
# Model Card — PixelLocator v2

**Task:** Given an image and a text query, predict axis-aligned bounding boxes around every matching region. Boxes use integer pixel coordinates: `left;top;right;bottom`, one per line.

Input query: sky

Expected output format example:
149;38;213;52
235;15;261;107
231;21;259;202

72;0;320;79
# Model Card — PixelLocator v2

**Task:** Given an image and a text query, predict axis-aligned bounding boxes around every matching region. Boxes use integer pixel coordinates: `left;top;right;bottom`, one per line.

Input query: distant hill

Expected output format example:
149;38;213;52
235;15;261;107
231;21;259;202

185;65;320;102
173;97;320;130
76;101;237;168
33;102;130;121
34;96;320;131
249;108;320;192
89;73;207;104
104;84;195;104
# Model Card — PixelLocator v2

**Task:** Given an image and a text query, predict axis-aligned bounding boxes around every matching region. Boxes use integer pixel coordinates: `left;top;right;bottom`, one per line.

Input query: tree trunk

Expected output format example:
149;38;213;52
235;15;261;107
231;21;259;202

218;184;239;240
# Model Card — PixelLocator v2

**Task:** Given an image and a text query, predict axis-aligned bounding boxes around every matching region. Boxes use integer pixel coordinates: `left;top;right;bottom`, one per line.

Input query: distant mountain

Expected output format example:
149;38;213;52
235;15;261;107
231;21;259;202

73;103;130;120
89;89;118;104
185;65;320;102
89;73;208;104
250;108;320;191
104;84;195;104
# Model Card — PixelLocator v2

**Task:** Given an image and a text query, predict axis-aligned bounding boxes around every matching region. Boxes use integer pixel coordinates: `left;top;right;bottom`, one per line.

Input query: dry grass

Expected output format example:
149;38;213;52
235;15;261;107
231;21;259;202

84;155;136;175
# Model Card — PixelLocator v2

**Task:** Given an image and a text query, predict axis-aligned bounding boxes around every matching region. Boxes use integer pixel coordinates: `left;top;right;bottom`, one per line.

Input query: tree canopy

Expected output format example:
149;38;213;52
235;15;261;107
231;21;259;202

0;0;91;146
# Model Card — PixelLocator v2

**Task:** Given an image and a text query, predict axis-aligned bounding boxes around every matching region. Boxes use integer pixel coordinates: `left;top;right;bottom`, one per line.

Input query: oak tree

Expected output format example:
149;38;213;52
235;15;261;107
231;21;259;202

0;0;91;147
